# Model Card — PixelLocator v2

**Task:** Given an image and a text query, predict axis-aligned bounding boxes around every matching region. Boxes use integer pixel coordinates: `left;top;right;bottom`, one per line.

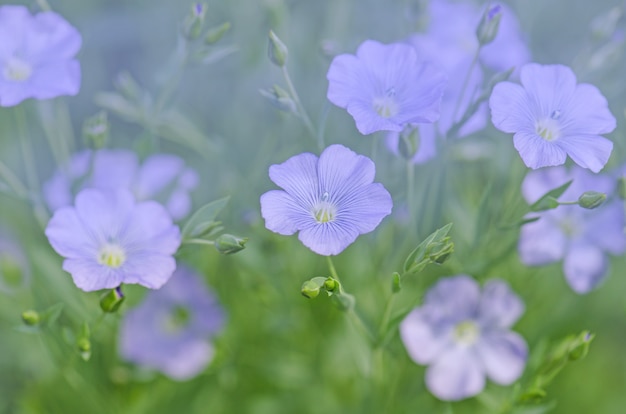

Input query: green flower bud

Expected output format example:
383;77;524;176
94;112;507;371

21;310;40;326
323;277;337;292
301;280;321;299
476;5;502;46
259;85;297;113
568;331;594;361
427;238;454;265
577;191;606;210
205;21;231;44
114;71;142;101
268;30;288;67
100;286;125;313
398;126;420;160
214;234;248;255
83;111;109;150
77;337;91;353
182;3;207;40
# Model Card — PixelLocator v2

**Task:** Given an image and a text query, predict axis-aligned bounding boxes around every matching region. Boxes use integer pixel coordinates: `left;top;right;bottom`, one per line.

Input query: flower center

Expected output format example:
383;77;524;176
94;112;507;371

373;87;398;118
163;305;191;333
453;320;479;345
558;215;581;238
312;192;337;223
97;244;126;268
535;110;562;141
3;57;33;82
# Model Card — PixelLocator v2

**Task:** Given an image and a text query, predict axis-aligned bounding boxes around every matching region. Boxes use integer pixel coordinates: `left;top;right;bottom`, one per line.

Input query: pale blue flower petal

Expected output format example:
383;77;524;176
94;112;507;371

476;331;528;385
426;346;485;401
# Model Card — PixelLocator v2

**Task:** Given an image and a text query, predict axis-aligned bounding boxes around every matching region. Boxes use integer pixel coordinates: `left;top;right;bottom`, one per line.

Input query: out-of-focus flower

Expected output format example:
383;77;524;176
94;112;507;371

386;1;529;159
45;189;181;292
260;144;392;256
490;63;615;172
0;5;81;106
519;166;624;293
0;232;31;294
326;40;447;135
43;149;199;220
400;275;527;401
119;265;225;380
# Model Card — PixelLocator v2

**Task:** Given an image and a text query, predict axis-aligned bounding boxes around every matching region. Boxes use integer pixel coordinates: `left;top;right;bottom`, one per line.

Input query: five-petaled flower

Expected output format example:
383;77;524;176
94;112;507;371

260;144;392;256
490;63;616;172
0;5;81;106
119;265;225;380
519;166;625;294
400;275;528;401
45;189;181;291
326;40;447;135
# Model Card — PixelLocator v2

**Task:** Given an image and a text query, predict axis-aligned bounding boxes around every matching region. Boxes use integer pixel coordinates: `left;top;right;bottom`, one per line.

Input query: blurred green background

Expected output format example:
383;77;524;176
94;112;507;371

1;0;626;413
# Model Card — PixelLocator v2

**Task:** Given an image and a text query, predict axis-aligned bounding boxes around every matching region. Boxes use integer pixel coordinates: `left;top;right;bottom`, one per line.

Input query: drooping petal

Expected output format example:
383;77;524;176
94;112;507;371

426;346;485;401
555;134;613;173
400;308;451;364
563;243;608;294
478;280;525;328
476;331;528;385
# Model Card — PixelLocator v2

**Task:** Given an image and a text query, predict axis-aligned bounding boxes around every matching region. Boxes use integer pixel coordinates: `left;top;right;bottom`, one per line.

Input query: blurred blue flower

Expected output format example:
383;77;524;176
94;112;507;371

386;1;530;161
0;5;81;106
519;166;624;293
43;149;198;220
45;189;181;291
490;63;616;172
260;144;392;256
119;265;225;381
400;275;527;401
326;40;447;135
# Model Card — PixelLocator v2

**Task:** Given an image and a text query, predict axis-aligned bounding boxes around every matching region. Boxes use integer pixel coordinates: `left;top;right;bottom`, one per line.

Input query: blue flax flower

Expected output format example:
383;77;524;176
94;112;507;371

490;63;616;172
400;275;527;401
0;5;81;106
45;189;181;291
519;166;624;293
326;40;447;135
260;144;392;256
119;265;225;380
43;149;198;220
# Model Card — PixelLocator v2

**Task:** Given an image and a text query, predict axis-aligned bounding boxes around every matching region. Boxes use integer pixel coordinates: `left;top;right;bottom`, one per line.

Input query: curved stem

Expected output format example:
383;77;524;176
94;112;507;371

281;66;317;143
450;48;480;128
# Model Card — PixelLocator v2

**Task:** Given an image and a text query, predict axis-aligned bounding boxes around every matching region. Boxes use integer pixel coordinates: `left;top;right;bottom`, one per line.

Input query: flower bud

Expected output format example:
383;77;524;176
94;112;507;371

259;85;297;113
476;4;502;46
21;309;40;326
214;234;248;255
268;30;288;67
205;21;231;44
83;111;109;150
114;71;142;101
568;331;594;361
100;286;125;313
77;337;91;353
301;280;321;299
323;277;338;292
182;3;207;40
427;238;454;264
391;272;402;293
577;191;606;210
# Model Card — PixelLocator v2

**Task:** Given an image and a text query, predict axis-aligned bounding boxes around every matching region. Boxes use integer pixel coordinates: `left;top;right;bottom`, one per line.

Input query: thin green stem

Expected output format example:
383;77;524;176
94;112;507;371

15;105;49;227
377;293;396;341
281;66;317;142
183;238;216;246
406;160;415;220
450;48;480;126
317;102;330;151
326;256;339;280
0;160;28;198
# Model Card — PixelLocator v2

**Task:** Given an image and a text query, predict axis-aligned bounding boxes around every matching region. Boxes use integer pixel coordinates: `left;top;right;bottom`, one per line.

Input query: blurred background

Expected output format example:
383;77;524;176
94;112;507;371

1;0;626;412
